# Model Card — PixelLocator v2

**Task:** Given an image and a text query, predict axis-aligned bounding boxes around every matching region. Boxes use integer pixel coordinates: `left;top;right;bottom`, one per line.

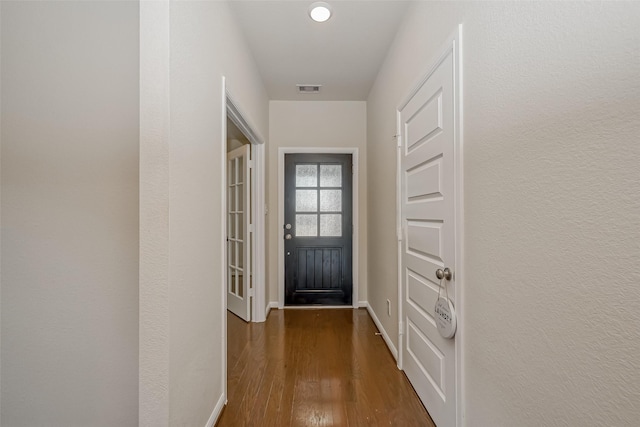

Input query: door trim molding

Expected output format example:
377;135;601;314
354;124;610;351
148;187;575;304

224;84;267;324
278;147;360;309
395;24;464;426
220;76;228;409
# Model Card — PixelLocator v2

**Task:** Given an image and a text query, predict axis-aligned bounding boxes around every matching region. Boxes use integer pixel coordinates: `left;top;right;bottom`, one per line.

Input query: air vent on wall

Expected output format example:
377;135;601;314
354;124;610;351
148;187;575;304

297;84;322;94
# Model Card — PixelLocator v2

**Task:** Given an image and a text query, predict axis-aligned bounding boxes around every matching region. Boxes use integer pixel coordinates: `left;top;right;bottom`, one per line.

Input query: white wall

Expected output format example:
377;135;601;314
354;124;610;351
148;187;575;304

140;1;269;425
267;101;367;306
1;1;139;425
367;1;640;425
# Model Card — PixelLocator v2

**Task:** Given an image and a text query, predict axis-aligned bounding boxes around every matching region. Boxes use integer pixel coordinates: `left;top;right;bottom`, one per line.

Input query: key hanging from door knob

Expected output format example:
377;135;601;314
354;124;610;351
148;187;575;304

436;268;452;281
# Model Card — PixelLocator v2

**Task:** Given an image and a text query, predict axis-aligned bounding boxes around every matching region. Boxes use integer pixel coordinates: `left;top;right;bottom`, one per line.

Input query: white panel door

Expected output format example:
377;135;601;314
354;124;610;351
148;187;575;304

227;144;251;321
399;41;459;426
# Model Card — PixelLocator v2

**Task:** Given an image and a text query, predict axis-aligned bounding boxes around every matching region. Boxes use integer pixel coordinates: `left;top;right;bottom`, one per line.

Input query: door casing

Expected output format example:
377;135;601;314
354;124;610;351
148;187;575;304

223;83;267;324
396;25;464;426
221;76;267;406
278;147;360;309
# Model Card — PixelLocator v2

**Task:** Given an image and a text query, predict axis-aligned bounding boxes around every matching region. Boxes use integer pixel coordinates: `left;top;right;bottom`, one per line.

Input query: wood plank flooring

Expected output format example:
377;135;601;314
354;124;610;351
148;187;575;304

217;308;435;427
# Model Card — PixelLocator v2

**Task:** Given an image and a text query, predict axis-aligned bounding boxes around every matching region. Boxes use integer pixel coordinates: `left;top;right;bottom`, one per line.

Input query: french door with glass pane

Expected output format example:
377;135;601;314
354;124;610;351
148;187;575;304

227;144;251;321
284;153;352;305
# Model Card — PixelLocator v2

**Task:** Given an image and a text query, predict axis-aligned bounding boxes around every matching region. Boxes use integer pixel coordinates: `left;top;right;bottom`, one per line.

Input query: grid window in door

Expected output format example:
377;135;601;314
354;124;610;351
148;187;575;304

295;164;343;237
228;155;245;299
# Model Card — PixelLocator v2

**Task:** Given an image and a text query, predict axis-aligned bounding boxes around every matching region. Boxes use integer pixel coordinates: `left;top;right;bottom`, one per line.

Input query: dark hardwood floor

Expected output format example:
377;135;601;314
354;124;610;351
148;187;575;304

217;308;435;427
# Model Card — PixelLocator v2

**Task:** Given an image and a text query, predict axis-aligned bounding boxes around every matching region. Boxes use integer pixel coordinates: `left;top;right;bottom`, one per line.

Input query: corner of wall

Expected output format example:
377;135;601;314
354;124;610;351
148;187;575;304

364;303;398;362
0;2;3;420
204;394;226;427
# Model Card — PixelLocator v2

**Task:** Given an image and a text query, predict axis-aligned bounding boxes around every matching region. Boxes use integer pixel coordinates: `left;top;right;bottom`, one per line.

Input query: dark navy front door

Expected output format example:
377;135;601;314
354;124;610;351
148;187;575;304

284;153;353;305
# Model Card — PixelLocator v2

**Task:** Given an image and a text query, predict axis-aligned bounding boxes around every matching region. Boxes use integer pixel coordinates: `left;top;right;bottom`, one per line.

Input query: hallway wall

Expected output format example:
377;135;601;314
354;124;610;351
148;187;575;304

367;2;640;425
140;1;269;426
267;101;367;306
1;2;139;425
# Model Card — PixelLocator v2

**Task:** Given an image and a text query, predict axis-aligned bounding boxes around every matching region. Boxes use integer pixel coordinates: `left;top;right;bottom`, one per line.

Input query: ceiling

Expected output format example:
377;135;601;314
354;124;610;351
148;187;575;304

230;1;411;101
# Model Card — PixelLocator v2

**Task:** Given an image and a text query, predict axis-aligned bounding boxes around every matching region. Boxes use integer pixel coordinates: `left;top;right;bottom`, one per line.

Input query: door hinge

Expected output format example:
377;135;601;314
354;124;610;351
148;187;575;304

249;224;255;233
399;321;405;336
397;226;403;241
248;288;255;297
248;160;254;169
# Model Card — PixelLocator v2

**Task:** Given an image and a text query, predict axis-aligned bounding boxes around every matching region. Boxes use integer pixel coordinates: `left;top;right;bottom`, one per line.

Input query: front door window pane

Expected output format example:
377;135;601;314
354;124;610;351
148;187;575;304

320;165;341;187
320;190;341;212
296;164;317;187
320;214;341;237
296;214;318;237
296;190;317;212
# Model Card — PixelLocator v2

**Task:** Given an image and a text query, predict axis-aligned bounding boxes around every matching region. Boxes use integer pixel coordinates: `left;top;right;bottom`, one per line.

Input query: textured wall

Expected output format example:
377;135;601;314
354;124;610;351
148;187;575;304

139;1;170;425
1;1;139;425
367;2;640;425
140;1;269;425
267;101;368;305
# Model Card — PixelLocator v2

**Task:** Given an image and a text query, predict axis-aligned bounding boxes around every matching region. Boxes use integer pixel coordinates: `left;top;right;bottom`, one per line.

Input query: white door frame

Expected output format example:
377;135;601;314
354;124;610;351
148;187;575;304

277;147;360;309
221;77;267;323
396;25;464;426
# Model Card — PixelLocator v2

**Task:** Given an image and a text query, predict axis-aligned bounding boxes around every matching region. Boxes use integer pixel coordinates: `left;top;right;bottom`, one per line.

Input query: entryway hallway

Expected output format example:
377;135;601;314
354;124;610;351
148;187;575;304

217;309;434;426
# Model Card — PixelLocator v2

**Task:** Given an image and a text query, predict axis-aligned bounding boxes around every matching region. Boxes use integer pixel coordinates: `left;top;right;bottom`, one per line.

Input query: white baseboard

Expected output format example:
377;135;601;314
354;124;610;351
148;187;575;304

357;300;368;308
266;301;278;318
205;393;226;427
365;302;398;362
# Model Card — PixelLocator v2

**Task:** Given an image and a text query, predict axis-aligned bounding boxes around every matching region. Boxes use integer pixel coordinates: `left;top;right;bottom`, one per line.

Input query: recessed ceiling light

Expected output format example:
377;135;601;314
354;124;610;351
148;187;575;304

309;2;332;23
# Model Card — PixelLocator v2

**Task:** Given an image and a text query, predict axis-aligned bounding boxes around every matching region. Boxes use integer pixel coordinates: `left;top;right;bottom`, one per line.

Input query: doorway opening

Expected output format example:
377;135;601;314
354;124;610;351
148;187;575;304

277;147;360;308
222;82;266;324
284;153;353;305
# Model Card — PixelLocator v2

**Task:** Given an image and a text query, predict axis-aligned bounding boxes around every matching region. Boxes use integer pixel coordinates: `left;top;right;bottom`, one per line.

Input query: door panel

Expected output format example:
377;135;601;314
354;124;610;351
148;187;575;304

400;46;458;426
227;144;251;321
284;154;352;305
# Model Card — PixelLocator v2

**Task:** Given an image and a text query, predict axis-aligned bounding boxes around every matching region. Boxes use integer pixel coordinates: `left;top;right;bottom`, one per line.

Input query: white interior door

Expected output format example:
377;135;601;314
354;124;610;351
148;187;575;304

399;39;460;426
227;144;251;321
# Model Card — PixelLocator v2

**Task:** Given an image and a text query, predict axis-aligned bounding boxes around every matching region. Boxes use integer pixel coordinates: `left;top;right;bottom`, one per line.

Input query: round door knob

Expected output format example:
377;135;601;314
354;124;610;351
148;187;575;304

285;234;292;240
436;268;452;280
285;224;292;230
